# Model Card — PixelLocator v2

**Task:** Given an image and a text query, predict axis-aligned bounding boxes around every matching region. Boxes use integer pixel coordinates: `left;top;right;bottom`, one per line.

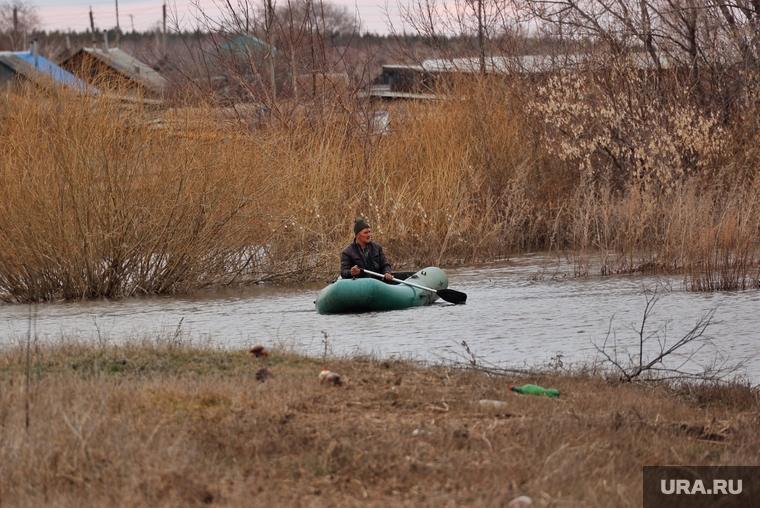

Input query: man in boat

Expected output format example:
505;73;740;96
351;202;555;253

340;218;394;281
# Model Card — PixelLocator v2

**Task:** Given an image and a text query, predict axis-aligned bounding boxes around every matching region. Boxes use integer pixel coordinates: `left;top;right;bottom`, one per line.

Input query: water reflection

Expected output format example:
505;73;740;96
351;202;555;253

1;255;758;383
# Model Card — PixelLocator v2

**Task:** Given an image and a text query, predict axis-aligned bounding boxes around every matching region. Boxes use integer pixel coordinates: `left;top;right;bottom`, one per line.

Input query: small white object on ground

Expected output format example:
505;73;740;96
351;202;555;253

507;495;532;508
478;399;510;411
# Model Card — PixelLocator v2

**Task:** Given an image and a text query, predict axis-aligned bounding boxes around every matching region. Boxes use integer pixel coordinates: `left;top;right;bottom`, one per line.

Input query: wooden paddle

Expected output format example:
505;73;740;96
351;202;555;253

361;268;467;305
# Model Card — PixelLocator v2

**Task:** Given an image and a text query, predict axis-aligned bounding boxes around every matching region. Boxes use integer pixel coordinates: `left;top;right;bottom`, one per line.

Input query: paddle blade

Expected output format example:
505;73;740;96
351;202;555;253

437;288;467;305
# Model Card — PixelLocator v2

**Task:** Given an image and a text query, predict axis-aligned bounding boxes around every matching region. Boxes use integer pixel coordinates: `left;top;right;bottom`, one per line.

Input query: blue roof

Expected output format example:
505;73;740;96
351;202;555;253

11;51;96;92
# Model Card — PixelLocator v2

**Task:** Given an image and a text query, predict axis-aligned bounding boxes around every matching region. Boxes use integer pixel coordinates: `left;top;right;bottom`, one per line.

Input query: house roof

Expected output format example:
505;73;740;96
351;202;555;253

379;53;669;78
62;47;168;94
360;87;438;100
215;34;278;56
0;51;95;92
420;53;668;74
368;53;671;100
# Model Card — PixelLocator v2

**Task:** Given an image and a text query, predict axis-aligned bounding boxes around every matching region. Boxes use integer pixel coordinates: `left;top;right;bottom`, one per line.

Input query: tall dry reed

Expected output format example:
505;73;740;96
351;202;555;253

2;66;760;302
0;85;286;301
0;78;537;301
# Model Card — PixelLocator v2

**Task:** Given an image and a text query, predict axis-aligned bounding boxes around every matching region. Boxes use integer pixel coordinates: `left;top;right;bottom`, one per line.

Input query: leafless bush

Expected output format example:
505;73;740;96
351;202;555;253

595;287;746;382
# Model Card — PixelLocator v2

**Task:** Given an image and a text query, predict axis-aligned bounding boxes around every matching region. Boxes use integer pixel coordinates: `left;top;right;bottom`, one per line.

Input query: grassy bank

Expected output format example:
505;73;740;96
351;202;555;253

1;341;758;507
2;69;760;302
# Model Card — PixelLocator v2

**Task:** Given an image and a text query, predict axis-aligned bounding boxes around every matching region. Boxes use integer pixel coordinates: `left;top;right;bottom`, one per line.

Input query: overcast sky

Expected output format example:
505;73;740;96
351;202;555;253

32;0;403;35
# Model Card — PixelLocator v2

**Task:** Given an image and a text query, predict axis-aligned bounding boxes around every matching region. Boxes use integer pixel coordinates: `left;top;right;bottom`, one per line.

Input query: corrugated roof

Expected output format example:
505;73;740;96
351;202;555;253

0;51;95;92
381;64;425;72
421;53;668;74
64;48;168;94
360;87;438;101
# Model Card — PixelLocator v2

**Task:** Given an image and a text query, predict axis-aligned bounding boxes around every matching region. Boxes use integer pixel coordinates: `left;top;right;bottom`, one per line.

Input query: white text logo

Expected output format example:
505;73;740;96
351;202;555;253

661;479;742;495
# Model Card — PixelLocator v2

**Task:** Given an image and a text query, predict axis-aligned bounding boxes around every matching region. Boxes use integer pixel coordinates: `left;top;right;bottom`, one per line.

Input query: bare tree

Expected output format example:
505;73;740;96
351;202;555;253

519;0;760;114
174;0;366;122
0;0;40;51
394;0;530;61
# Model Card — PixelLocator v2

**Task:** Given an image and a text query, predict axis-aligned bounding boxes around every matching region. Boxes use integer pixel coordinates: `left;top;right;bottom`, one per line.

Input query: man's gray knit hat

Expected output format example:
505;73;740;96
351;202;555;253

354;218;371;235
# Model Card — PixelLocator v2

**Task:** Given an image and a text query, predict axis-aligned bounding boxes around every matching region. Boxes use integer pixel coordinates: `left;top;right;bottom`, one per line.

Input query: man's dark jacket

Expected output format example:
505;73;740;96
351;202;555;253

340;240;391;279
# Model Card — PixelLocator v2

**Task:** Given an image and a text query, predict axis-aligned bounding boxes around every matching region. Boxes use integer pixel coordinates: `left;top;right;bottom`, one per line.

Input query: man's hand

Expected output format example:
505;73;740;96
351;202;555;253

350;265;360;277
384;272;393;281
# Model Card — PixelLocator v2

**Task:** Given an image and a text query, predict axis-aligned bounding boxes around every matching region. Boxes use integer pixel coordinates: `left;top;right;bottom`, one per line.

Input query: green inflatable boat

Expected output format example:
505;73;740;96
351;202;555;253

315;267;449;314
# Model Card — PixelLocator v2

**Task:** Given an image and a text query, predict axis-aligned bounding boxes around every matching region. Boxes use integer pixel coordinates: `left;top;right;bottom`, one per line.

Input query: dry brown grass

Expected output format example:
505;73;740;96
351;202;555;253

1;341;758;507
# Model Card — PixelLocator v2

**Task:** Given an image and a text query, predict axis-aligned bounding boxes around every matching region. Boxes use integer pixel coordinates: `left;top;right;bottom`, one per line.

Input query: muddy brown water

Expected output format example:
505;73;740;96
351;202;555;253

1;254;758;384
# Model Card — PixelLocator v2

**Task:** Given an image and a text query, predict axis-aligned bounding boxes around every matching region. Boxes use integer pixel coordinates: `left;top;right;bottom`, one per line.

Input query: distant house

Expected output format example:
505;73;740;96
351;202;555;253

0;51;95;93
365;64;437;100
60;47;168;97
207;33;286;102
422;53;665;75
366;54;668;99
214;34;277;58
211;34;279;73
211;34;280;72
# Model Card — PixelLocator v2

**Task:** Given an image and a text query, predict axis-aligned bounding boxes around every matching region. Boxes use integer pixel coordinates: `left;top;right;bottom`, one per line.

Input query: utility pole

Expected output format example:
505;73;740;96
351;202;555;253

266;0;276;98
115;0;120;47
478;0;485;75
90;7;96;46
162;3;166;55
12;6;17;50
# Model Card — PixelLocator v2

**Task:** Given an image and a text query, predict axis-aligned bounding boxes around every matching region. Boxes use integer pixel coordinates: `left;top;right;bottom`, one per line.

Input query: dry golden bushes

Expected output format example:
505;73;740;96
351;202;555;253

352;78;540;265
550;181;760;285
527;62;760;287
1;65;760;301
0;80;536;302
531;62;726;194
0;89;285;301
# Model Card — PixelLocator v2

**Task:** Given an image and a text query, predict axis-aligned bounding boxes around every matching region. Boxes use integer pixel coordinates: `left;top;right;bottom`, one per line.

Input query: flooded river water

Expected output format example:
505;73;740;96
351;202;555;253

1;254;758;384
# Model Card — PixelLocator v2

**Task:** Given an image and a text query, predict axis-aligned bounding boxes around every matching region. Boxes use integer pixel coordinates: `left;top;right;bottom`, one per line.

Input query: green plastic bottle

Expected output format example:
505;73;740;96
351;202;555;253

509;384;560;398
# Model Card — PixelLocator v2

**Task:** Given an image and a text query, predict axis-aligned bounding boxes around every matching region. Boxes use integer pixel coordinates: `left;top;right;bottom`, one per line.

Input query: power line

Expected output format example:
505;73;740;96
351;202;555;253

37;0;396;34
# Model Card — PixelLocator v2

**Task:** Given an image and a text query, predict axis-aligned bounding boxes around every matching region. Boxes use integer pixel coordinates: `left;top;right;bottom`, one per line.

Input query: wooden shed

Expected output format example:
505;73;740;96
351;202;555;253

60;47;168;97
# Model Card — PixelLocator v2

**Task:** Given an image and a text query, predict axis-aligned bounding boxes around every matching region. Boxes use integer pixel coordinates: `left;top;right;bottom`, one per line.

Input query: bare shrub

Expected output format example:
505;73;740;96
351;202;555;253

3;39;760;299
595;288;744;382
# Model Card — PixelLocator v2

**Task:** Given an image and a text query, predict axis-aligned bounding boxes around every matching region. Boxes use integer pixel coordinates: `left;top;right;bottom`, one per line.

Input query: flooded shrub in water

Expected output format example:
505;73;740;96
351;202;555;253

526;59;760;282
0;86;292;302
